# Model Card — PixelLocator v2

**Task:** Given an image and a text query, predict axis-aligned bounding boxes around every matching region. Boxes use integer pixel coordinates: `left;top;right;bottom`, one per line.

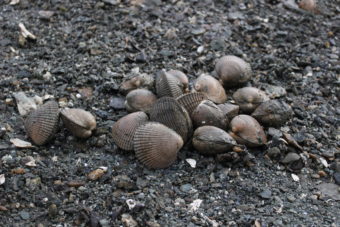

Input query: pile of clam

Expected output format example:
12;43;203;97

112;55;293;169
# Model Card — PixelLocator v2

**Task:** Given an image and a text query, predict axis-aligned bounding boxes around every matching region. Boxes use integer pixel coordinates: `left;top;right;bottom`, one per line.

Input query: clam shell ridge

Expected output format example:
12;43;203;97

133;122;183;169
193;74;227;104
167;70;189;92
24;100;60;145
176;92;207;116
61;108;96;139
111;111;149;151
156;71;183;98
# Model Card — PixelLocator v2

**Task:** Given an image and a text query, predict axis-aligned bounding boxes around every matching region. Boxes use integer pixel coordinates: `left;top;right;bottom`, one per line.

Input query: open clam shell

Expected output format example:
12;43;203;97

176;92;207;116
149;97;192;142
167;70;189;93
156;71;183;98
193;126;236;155
232;87;269;114
125;89;157;113
193;74;227;104
252;99;293;127
61;108;96;139
215;55;252;88
229;115;267;147
218;103;239;120
133;122;183;169
191;100;229;130
24;100;60;145
111;111;149;151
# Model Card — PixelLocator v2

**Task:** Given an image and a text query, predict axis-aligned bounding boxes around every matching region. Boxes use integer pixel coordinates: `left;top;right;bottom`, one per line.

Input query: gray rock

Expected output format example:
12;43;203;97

259;189;272;199
19;211;30;220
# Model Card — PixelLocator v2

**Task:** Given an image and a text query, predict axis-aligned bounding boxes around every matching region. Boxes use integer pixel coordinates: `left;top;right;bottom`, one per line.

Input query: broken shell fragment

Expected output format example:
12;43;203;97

120;73;154;95
167;70;189;92
61;108;96;139
229;115;267;147
215;55;252;87
111;111;149;151
191;100;229;130
193;74;227;104
125;89;157;113
24;100;60;145
176;92;207;116
192;126;236;155
217;103;240;120
156;71;183;98
252;100;293;127
134;122;183;169
233;87;269;113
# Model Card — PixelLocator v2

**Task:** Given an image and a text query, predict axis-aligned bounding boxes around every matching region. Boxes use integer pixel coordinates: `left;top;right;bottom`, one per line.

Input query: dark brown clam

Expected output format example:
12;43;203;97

134;122;183;169
111;111;149;150
215;55;252;88
191;100;229;130
192;126;236;155
125;89;157;113
155;71;183;98
218;103;239;120
167;70;189;93
24;100;59;145
120;73;154;95
176;92;207;116
251;100;293;127
193;74;227;104
232;87;269;113
149;97;192;142
229;115;267;147
61;108;96;139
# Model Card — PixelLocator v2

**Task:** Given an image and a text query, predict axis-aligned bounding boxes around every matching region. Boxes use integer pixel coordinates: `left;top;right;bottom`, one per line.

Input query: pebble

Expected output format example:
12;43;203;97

180;184;192;192
19;211;30;220
287;195;296;202
109;97;125;110
121;214;138;227
333;172;340;185
259;189;272;199
99;219;110;227
282;152;300;164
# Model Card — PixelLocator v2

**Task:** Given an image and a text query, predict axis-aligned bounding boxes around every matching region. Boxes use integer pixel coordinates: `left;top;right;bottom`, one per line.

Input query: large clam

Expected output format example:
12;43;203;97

111;111;149;151
24;100;60;145
229;115;267;147
134;122;183;169
233;87;269;113
125;88;157;113
155;71;183;98
193;74;227;104
176;92;207;116
61;108;96;139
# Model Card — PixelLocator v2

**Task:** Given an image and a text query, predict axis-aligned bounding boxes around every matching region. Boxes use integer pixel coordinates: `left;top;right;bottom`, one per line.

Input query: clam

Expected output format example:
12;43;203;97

61;108;96;139
24;100;59;145
233;87;269;113
134;122;183;169
111;112;149;150
167;70;189;93
191;100;228;130
125;89;157;113
149;97;192;142
156;71;183;98
120;73;154;95
176;92;207;116
215;55;252;87
192;126;236;155
218;103;239;120
252;100;293;127
193;74;227;104
229;115;267;147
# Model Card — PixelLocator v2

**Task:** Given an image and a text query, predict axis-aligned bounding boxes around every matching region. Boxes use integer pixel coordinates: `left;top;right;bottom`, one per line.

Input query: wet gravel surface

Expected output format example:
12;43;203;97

0;0;339;226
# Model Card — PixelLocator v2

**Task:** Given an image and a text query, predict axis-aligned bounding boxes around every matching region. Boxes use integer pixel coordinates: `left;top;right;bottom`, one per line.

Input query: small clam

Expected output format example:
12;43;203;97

251;100;293;127
134;122;183;169
233;87;269;113
192;126;236;155
156;71;183;98
120;73;154;95
150;97;192;142
217;103;239;120
191;100;228;130
24;100;59;145
193;74;227;104
61;108;96;139
125;89;157;113
167;70;189;93
229;115;267;147
176;92;207;116
111;112;149;150
215;55;252;87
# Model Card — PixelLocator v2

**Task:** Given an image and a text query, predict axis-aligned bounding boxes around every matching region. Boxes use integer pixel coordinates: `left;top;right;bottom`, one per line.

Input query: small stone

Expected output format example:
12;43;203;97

109;97;125;110
180;184;192;192
99;219;110;227
282;152;300;164
287;195;296;202
88;168;105;181
267;147;281;160
113;175;135;190
19;211;30;220
267;128;283;138
146;221;161;227
121;214;138;227
333;172;340;185
259;189;272;199
311;174;320;179
48;204;58;217
316;183;340;201
67;180;85;187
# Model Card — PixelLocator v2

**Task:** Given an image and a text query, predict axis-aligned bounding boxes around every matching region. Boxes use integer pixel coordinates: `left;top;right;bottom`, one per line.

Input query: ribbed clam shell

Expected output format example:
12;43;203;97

252;100;292;127
61;108;96;139
218;103;239;119
192;126;236;155
176;92;207;116
156;71;183;98
24;100;59;145
191;100;228;130
111;112;149;150
149;97;192;142
215;55;252;87
125;89;157;113
233;87;269;114
193;74;227;104
134;122;183;169
230;115;267;147
167;70;189;92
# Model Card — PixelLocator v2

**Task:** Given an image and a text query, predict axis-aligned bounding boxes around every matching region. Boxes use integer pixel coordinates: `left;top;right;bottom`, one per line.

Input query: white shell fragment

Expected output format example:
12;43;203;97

291;173;300;182
13;92;37;116
0;174;5;185
10;138;33;148
189;199;203;212
186;158;197;168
